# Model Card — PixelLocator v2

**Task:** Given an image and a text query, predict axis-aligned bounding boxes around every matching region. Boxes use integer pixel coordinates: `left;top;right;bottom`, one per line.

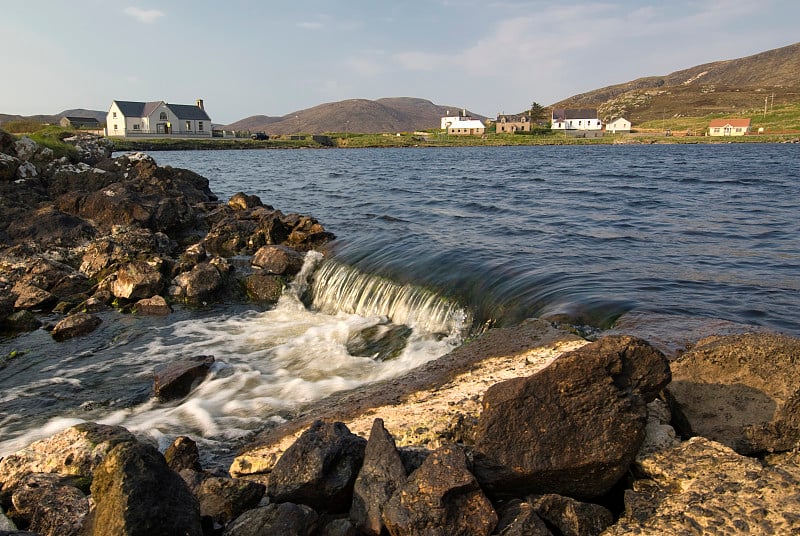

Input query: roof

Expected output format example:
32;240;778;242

447;119;485;128
111;100;211;121
708;118;751;128
552;108;598;121
608;117;629;123
63;116;100;124
497;113;529;122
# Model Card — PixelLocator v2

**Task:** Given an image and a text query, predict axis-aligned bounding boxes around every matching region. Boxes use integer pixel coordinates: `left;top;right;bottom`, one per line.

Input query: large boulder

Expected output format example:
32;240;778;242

0;423;136;497
382;444;497;536
251;245;305;275
89;441;202;536
111;260;164;301
472;335;671;499
666;332;800;455
180;470;266;528
350;419;408;536
606;437;800;535
169;260;226;303
267;420;367;513
5;206;95;247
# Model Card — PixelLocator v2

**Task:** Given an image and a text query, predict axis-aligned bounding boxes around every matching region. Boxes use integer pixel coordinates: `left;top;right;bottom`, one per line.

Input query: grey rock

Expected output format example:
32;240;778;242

153;355;215;401
223;503;318;536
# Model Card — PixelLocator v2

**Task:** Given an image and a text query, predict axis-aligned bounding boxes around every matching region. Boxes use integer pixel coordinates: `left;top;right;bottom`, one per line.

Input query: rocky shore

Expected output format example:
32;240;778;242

1;131;799;535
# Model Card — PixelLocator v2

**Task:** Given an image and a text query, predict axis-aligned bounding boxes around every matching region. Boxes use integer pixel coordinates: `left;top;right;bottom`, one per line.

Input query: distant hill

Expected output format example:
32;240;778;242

551;41;800;124
0;108;106;127
225;97;485;134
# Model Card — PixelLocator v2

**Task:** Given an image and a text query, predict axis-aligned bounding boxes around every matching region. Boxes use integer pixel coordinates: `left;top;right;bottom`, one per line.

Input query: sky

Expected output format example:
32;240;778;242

1;0;799;124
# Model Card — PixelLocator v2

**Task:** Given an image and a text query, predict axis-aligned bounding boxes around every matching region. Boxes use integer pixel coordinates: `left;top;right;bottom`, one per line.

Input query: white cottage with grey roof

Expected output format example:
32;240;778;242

106;99;211;137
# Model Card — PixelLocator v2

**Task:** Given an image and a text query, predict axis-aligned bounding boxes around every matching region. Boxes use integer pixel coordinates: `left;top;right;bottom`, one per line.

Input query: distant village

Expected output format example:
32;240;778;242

54;98;756;140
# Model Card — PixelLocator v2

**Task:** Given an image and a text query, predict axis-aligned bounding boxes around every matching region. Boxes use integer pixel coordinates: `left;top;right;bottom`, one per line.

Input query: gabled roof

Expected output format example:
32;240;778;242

111;100;211;121
497;113;529;122
708;118;751;128
552;108;598;121
64;116;101;124
447;118;485;129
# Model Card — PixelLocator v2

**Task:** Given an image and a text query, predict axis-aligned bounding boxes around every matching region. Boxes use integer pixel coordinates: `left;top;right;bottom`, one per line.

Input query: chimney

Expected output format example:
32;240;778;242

196;99;204;110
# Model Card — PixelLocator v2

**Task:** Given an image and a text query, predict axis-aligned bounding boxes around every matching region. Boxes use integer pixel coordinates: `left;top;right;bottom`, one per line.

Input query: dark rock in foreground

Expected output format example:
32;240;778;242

153;355;215;401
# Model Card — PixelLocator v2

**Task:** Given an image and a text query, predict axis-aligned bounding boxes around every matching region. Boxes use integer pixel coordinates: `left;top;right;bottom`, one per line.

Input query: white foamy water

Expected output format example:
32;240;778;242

0;252;469;460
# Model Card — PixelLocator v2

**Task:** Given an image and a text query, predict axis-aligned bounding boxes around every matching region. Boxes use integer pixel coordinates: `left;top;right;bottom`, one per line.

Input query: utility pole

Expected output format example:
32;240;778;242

764;95;768;118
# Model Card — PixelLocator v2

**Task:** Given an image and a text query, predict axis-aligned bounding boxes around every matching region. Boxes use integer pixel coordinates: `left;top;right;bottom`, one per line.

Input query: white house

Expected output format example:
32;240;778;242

551;109;603;137
708;118;751;136
445;118;486;136
106;99;212;137
606;117;631;133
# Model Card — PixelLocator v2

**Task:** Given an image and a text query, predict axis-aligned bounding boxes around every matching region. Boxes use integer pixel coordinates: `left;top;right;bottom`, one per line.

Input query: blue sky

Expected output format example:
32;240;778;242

2;0;798;124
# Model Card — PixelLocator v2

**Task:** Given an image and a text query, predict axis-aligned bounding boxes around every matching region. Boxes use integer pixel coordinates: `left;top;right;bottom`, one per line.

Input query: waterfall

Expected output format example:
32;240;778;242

306;258;472;339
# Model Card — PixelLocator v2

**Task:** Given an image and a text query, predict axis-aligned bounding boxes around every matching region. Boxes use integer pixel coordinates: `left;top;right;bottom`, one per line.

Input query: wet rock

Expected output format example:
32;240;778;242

170;261;224;303
181;469;266;527
164;436;203;473
90;441;202;536
267;420;367;513
153;355;215;401
228;192;265;210
605;437;800;535
382;444;497;536
222;502;318;536
666;332;800;455
111;260;164;300
0;422;136;496
5;206;95;247
346;322;412;361
50;312;101;341
350;419;407;536
11;282;57;311
10;473;88;536
133;295;171;316
251;245;305;275
243;273;285;303
473;335;671;499
2;310;42;334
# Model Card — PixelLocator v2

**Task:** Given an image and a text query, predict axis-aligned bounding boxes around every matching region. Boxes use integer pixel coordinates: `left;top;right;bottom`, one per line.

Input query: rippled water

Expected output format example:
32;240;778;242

1;143;797;463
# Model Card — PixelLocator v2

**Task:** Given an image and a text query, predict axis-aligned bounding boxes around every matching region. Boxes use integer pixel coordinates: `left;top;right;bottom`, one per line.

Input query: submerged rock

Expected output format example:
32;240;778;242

346;322;412;361
50;312;101;341
153;355;215;401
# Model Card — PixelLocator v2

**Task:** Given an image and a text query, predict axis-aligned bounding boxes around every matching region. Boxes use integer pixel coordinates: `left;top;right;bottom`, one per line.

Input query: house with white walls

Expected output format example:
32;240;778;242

708;118;751;136
106;99;212;137
606;117;631;133
551;109;603;137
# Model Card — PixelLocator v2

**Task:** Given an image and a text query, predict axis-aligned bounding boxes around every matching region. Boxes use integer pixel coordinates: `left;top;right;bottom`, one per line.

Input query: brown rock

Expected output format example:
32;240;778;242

133;295;172;316
243;273;285;303
251;245;305;275
222;502;318;536
10;473;88;536
154;355;215;401
50;312;102;341
111;261;164;300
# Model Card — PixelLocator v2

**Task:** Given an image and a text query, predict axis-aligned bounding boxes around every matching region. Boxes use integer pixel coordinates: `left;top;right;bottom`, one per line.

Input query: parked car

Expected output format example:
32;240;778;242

251;132;268;140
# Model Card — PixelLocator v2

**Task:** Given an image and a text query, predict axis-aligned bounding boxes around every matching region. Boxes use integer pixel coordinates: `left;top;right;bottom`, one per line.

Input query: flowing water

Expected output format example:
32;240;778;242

1;143;798;466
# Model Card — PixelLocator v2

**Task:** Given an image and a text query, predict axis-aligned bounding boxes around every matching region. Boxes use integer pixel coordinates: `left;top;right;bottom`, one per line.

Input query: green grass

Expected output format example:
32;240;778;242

638;102;800;136
26;126;79;160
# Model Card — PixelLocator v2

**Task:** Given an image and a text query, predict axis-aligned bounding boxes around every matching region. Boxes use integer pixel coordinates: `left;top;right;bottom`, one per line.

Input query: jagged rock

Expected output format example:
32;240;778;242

527;494;613;536
243;273;285;303
170;261;224;303
251;245;305;275
222;502;318;536
153;355;215;401
13;137;38;161
346;322;412;361
267;420;367;513
9;473;88;536
111;260;164;300
605;437;800;535
90;440;202;536
0;423;136;497
50;312;101;341
350;419;407;536
666;332;800;455
180;469;266;527
473;335;671;499
5;206;95;249
164;436;203;473
382;444;497;536
0;151;19;181
11;282;57;311
494;499;551;536
133;295;171;315
228;192;265;210
62;133;113;165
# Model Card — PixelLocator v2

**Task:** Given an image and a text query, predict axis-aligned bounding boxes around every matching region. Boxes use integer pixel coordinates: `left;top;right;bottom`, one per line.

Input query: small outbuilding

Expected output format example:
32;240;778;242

605;117;631;133
59;116;102;129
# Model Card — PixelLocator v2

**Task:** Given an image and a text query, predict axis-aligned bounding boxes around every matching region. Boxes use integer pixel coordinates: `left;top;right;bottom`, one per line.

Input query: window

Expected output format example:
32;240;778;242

113;112;117;118
114;124;118;130
160;112;168;120
714;128;720;133
735;128;742;132
199;121;204;131
133;124;140;130
186;121;191;131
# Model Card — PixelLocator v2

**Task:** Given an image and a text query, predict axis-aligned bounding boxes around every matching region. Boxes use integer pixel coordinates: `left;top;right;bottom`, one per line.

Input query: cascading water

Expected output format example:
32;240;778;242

0;251;471;465
306;257;473;341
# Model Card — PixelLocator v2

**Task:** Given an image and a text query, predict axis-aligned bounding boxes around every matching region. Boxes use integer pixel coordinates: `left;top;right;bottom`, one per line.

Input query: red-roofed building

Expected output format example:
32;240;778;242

708;118;751;136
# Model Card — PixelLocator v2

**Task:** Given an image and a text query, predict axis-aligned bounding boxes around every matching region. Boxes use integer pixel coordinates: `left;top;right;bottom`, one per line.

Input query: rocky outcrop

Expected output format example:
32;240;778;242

472;335;671;499
0;130;334;335
666;332;800;455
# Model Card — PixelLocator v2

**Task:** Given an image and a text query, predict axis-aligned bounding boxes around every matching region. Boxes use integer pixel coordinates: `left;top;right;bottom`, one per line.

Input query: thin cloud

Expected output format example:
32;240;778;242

124;6;165;24
298;21;324;30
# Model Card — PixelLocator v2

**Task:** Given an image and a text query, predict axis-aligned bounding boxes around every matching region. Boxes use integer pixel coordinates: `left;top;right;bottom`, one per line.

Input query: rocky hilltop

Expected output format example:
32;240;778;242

1;131;799;535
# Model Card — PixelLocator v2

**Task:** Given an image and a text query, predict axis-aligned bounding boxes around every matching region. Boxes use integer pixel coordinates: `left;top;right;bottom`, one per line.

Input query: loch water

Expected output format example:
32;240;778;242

1;143;798;465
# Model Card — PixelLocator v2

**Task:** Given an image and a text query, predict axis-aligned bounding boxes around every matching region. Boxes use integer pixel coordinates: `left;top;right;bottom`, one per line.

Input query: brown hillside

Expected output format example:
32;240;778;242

224;97;484;134
552;41;800;123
